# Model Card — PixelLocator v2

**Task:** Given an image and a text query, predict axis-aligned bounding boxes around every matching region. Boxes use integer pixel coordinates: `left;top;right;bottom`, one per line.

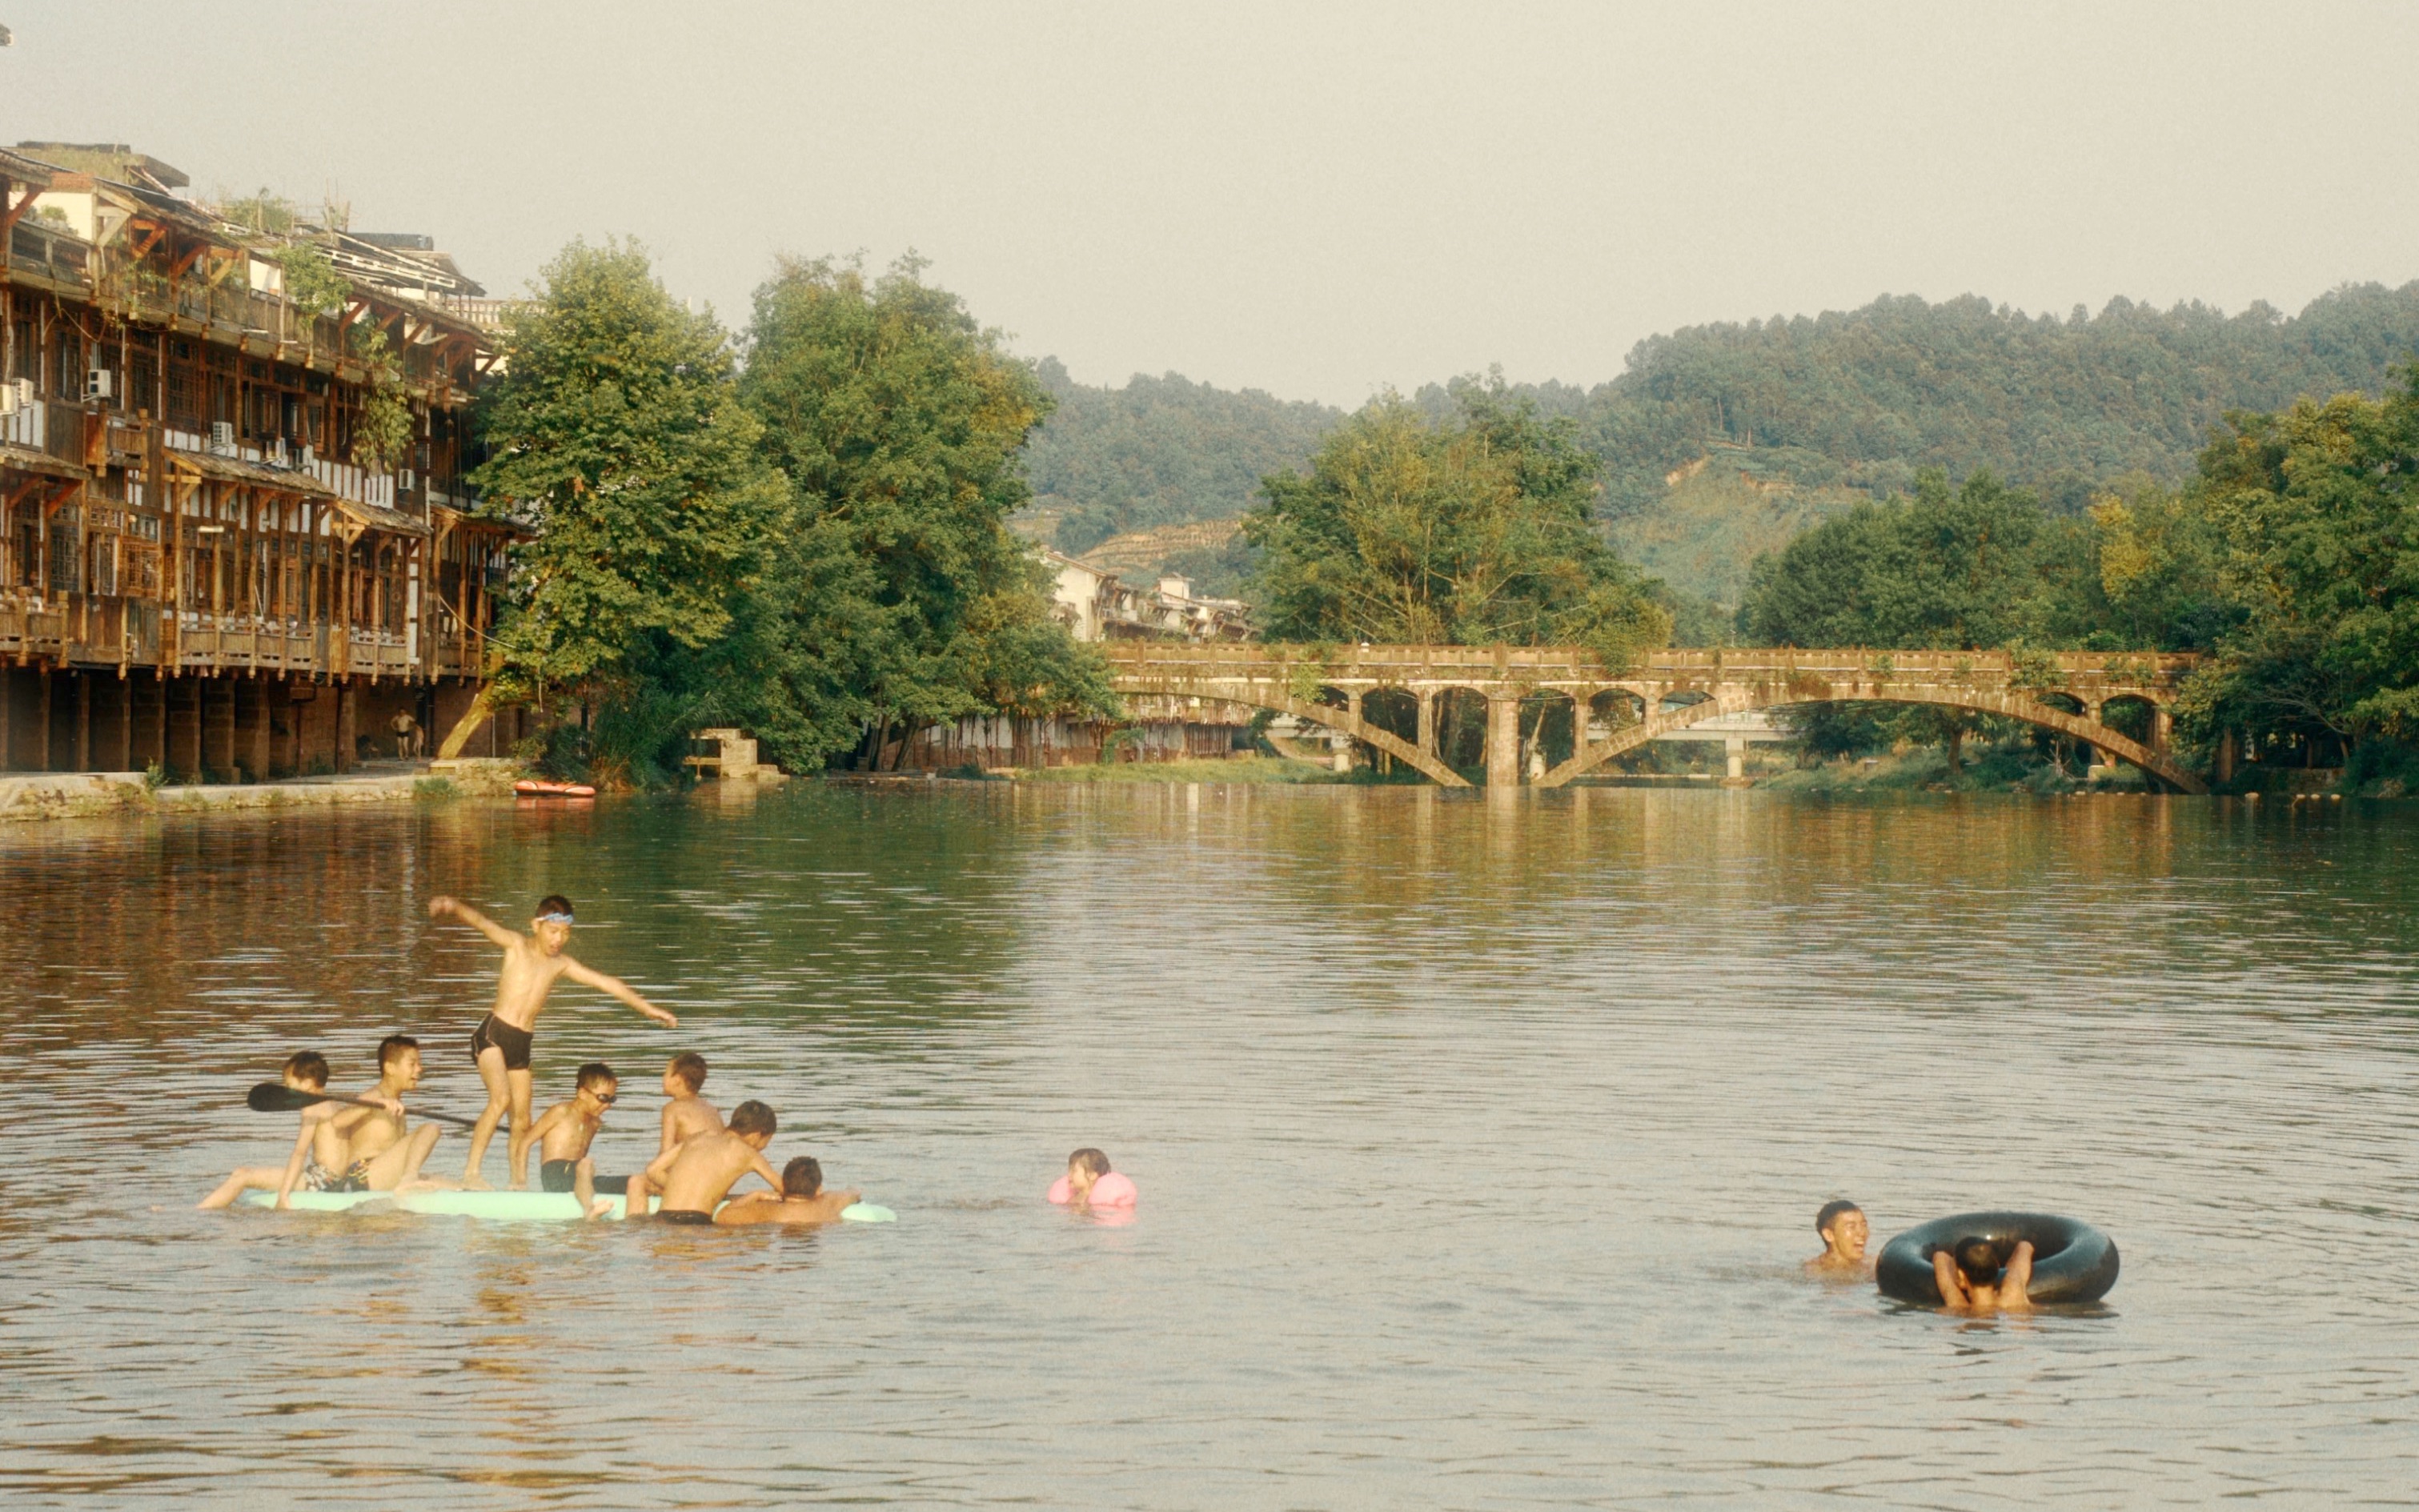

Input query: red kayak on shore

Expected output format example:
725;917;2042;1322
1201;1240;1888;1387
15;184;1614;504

513;779;597;798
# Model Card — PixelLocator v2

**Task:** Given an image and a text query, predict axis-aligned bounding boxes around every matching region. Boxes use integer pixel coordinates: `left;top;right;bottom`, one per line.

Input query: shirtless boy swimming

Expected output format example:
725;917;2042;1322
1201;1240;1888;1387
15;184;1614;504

203;1040;443;1207
714;1156;861;1227
659;1051;722;1157
427;892;676;1189
1934;1237;2036;1313
1805;1200;1873;1276
624;1100;781;1224
527;1062;624;1217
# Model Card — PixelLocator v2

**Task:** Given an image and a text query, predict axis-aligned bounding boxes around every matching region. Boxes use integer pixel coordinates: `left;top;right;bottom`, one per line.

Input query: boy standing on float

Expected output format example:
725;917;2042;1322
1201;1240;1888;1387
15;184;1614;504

429;893;678;1189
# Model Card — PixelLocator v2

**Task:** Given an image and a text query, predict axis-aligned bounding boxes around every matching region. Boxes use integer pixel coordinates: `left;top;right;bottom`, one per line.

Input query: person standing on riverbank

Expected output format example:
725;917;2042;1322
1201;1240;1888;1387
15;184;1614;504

429;893;679;1190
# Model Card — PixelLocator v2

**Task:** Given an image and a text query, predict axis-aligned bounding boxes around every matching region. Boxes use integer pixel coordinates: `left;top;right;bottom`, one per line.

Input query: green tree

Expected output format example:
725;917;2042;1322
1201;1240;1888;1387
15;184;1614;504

1739;469;2052;649
2178;374;2419;752
470;240;780;712
1245;383;1671;666
737;255;1112;768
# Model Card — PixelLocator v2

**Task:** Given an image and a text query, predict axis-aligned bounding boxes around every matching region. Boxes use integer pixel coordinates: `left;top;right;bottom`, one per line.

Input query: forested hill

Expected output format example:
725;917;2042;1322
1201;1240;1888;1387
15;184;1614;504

1578;283;2419;517
1015;283;2419;598
1021;358;1339;555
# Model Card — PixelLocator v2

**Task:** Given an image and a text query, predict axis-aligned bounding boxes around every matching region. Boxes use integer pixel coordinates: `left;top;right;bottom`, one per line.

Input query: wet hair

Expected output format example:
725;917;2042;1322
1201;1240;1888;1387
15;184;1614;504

1955;1237;2005;1283
1068;1148;1111;1179
1815;1200;1862;1236
781;1157;822;1198
668;1051;708;1092
536;893;575;921
377;1034;419;1071
576;1061;616;1093
283;1051;330;1089
728;1100;777;1138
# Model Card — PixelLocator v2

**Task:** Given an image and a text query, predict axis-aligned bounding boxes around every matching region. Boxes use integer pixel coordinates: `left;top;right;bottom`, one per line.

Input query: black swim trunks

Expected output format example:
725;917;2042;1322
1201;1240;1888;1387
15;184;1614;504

538;1160;626;1195
469;1014;534;1072
656;1208;714;1225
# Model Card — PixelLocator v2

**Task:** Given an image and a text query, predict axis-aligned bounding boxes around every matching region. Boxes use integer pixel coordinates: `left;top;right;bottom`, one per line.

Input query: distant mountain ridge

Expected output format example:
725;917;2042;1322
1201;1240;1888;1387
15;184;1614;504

1018;283;2419;605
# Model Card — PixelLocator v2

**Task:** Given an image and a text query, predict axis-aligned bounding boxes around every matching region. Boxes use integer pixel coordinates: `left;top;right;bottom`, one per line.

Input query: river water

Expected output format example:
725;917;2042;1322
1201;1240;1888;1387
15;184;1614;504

2;784;2414;1507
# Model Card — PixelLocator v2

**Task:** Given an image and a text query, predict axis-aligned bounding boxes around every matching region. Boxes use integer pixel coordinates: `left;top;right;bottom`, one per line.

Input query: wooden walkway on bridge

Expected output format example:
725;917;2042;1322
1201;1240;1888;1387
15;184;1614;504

1102;643;2206;792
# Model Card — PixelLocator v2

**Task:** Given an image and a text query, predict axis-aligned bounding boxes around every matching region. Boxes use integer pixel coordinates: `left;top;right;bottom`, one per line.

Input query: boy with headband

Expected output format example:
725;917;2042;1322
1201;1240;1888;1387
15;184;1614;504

428;892;677;1189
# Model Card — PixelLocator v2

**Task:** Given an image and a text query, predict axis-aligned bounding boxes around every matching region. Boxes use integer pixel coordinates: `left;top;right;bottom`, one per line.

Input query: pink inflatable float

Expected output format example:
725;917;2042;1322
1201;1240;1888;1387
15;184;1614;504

1048;1172;1137;1207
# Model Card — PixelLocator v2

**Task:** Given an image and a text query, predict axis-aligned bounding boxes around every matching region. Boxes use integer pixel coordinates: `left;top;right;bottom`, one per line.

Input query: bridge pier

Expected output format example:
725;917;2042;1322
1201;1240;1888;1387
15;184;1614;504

1416;692;1437;763
1486;694;1519;787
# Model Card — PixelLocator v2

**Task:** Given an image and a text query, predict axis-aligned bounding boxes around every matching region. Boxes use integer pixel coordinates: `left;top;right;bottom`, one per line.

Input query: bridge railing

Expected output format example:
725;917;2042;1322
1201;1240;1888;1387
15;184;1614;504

1103;643;2199;689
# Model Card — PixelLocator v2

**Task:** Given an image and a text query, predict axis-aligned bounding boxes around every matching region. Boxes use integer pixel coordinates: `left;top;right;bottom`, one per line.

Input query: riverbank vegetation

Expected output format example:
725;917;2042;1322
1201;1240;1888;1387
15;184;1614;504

470;244;1112;786
1735;367;2419;792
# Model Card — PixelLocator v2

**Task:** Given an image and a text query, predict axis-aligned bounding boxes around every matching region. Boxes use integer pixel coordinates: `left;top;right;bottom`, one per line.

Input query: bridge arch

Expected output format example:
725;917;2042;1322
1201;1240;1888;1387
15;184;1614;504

1193;692;1471;787
1538;688;2204;792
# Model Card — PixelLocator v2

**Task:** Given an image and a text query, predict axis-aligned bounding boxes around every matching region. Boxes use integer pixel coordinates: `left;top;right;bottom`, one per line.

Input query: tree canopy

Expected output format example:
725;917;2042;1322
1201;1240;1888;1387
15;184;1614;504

735;256;1112;768
1245;386;1669;664
471;240;780;696
2180;372;2419;746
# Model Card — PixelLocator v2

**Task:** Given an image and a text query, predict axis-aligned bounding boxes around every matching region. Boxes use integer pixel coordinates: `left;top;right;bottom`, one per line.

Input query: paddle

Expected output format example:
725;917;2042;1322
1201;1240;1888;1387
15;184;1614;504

246;1082;481;1129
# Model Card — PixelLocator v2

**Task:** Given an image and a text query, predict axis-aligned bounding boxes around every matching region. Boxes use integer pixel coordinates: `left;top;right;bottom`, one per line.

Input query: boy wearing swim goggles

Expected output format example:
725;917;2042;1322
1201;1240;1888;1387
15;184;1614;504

428;892;677;1191
528;1061;627;1217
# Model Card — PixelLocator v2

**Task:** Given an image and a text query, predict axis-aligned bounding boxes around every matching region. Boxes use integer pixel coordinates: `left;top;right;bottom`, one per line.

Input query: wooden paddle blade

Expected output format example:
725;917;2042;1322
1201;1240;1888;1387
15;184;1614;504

247;1082;322;1113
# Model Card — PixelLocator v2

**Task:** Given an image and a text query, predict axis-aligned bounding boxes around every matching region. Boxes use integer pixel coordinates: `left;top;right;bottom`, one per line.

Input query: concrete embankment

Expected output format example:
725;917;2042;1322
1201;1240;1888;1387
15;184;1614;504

0;759;523;823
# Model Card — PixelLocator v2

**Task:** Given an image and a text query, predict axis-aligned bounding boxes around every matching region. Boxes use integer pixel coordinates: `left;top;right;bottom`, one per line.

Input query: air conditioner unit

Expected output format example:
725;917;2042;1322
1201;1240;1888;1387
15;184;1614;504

85;369;114;402
0;383;16;417
10;378;31;409
210;421;235;453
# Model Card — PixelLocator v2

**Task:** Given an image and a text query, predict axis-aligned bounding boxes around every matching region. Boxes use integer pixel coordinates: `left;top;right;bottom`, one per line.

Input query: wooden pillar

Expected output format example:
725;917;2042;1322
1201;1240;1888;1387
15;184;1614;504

74;672;90;770
2153;706;2172;754
118;673;132;772
0;665;10;771
1486;693;1519;788
2215;726;2237;786
240;677;270;780
1416;691;1436;758
335;677;355;772
38;666;51;772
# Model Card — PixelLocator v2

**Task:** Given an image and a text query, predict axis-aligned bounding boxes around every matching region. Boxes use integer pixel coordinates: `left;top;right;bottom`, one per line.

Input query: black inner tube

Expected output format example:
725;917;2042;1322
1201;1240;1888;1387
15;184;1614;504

1875;1210;2120;1305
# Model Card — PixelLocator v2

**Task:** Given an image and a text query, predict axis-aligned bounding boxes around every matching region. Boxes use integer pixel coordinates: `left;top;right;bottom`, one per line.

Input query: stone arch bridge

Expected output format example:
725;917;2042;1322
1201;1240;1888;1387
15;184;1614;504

1104;644;2205;793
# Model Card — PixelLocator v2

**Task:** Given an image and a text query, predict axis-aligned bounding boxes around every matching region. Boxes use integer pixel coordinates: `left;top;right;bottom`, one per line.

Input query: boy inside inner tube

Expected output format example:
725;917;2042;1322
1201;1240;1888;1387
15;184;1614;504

1934;1236;2036;1311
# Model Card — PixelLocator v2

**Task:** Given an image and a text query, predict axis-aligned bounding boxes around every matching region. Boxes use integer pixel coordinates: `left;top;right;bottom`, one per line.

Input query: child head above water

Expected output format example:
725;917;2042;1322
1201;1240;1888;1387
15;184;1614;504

1049;1148;1137;1209
1066;1147;1111;1199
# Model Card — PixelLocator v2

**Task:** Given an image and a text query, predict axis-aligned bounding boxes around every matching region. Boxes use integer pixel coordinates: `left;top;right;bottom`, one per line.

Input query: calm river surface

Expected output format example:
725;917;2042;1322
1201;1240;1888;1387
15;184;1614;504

2;784;2416;1508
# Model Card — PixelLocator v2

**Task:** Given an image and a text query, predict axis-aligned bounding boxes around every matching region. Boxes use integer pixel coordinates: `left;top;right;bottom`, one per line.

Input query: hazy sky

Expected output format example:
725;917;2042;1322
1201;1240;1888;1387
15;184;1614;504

6;2;2414;407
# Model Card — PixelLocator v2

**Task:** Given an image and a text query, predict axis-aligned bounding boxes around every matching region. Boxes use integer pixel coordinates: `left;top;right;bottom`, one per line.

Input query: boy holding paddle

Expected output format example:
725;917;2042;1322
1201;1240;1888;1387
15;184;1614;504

427;892;677;1190
202;1040;444;1208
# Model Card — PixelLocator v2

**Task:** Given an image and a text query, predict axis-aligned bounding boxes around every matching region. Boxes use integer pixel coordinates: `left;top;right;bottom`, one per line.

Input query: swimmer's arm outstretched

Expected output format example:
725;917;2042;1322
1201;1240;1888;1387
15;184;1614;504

560;957;677;1028
428;895;522;949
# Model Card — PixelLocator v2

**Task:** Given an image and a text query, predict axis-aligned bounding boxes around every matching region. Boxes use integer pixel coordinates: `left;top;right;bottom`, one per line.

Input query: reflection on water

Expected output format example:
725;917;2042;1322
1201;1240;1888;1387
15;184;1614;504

3;786;2417;1506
